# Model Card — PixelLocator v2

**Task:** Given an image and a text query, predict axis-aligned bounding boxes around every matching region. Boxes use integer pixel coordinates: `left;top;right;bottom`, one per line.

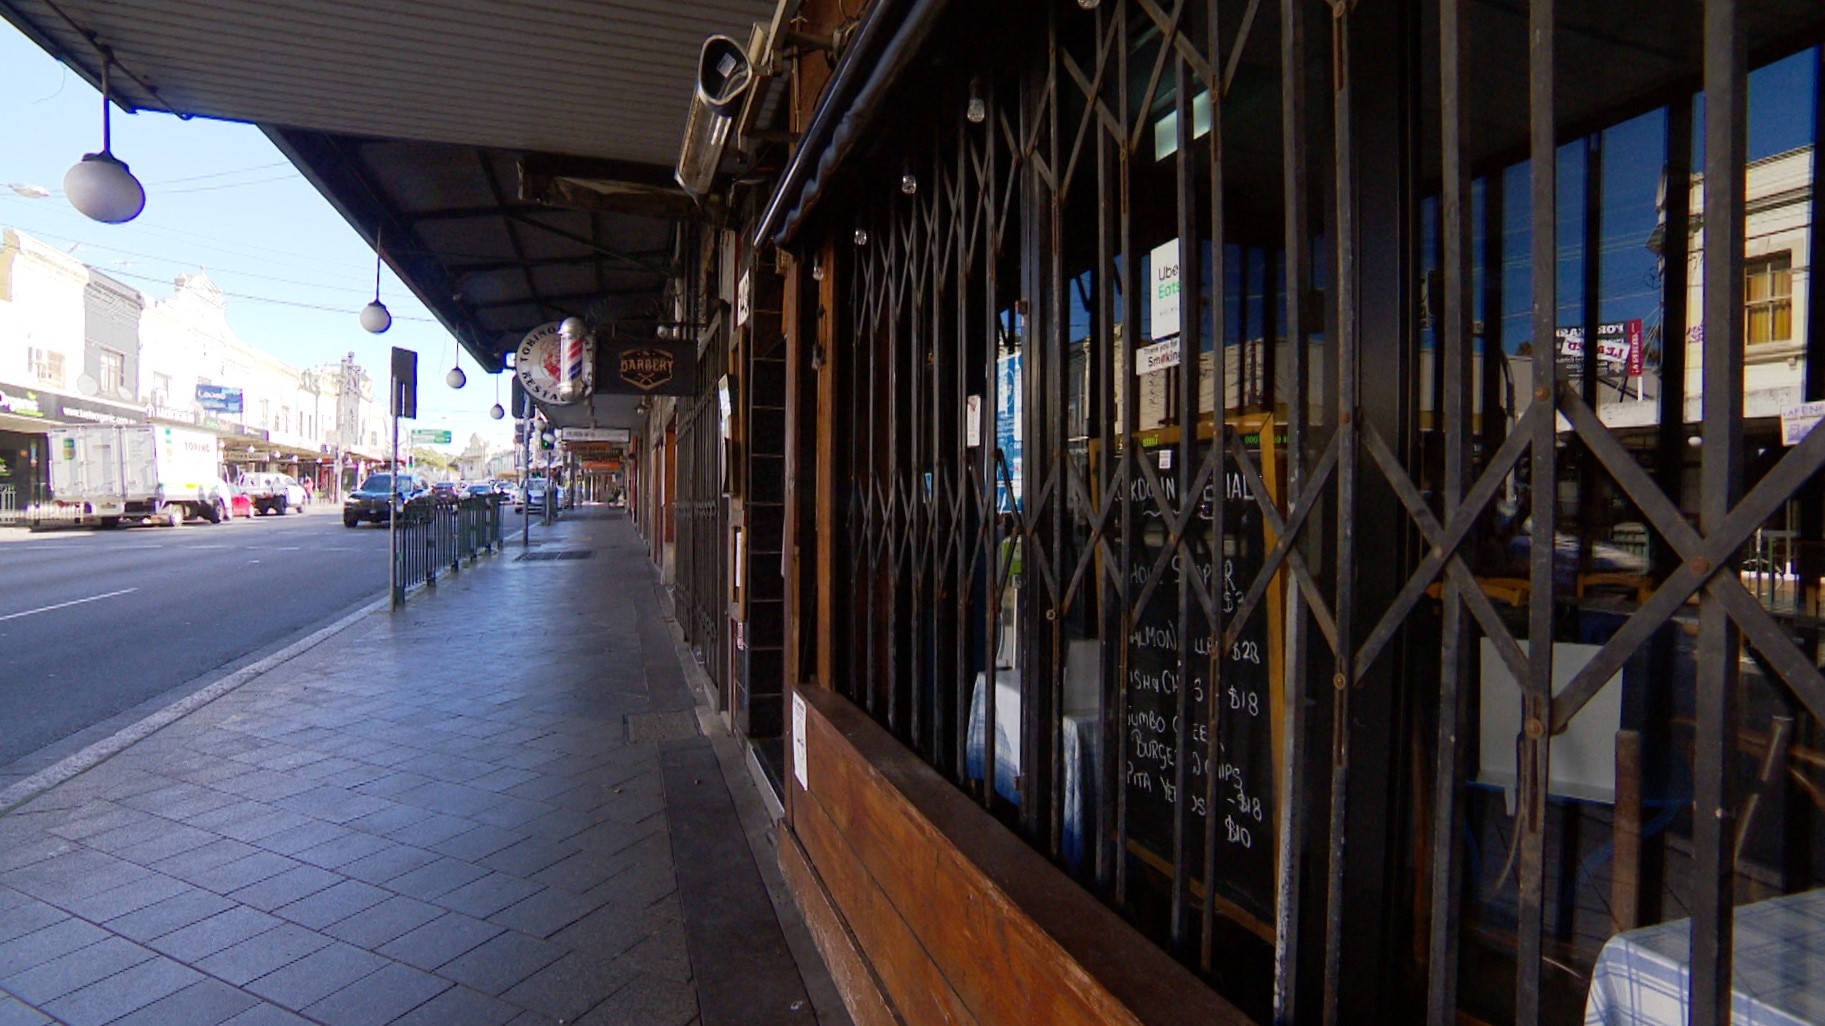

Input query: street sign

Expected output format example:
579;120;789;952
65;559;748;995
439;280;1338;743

410;429;452;445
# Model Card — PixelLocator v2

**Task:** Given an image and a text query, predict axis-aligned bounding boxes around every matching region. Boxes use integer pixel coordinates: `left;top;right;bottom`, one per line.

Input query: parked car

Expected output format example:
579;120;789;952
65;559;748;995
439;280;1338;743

207;478;254;520
465;483;498;501
240;472;307;516
343;472;429;527
518;476;562;514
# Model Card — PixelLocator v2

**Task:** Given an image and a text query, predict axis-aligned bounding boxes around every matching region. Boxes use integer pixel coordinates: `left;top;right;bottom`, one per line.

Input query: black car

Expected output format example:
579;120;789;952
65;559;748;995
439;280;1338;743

342;473;429;527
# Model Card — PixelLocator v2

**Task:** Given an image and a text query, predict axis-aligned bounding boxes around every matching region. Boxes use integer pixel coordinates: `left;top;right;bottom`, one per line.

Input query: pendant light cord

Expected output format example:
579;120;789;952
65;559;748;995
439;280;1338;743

99;52;111;154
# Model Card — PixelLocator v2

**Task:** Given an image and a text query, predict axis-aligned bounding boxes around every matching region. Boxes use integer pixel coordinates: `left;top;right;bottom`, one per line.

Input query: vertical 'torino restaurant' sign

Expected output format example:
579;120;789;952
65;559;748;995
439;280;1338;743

597;340;698;396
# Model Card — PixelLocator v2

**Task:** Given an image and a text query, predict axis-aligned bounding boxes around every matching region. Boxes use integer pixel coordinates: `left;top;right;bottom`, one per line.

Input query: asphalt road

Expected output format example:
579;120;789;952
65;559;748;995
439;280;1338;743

0;506;393;773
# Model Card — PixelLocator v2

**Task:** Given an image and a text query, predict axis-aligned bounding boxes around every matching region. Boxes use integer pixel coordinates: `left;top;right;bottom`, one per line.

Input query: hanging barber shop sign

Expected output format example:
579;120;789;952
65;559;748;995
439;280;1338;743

597;340;698;396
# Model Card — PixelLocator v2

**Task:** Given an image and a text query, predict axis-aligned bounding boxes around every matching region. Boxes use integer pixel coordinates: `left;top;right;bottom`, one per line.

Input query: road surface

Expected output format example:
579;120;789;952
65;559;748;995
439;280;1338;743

0;508;391;774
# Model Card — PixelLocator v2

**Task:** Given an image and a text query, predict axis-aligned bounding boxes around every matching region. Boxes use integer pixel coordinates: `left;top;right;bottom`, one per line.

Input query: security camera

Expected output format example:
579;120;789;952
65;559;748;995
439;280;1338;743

697;35;754;117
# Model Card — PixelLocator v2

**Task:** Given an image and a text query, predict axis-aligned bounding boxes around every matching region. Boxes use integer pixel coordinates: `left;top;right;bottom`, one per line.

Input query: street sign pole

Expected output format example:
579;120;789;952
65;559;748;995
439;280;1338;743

521;392;533;548
389;409;399;609
389;347;416;610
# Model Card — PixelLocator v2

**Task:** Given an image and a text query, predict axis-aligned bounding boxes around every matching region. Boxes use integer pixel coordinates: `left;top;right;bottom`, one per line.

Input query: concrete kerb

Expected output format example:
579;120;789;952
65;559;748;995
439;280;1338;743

0;594;390;815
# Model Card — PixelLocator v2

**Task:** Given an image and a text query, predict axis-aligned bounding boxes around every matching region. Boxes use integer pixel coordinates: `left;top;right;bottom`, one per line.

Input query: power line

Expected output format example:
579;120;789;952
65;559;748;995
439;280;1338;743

102;267;435;321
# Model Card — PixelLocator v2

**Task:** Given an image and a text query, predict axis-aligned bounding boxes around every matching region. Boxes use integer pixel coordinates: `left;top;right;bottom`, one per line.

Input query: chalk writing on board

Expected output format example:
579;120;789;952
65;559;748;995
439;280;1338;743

1124;446;1275;924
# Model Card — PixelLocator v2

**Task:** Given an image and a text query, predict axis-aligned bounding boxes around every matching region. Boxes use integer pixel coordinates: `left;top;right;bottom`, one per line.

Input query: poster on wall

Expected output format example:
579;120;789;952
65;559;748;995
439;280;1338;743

995;354;1022;512
1149;238;1181;341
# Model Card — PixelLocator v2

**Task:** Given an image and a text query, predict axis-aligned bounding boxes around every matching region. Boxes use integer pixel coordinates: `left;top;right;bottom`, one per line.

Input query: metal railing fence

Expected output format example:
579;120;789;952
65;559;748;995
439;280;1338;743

394;494;505;601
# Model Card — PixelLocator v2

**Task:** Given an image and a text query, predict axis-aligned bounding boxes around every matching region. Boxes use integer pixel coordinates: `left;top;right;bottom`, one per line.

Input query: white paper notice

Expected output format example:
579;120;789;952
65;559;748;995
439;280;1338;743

792;691;808;790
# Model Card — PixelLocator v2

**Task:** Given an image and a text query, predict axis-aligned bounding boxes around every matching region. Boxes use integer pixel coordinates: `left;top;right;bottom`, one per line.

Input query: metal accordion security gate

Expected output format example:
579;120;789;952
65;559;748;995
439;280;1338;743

815;1;1825;1022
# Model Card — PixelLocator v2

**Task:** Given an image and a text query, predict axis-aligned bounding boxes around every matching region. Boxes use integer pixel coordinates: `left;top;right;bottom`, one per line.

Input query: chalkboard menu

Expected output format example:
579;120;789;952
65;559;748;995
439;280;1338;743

1124;438;1277;926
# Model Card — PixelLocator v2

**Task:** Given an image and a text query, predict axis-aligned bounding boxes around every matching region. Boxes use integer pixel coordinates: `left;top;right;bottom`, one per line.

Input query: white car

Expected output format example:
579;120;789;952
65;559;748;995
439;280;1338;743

239;472;308;515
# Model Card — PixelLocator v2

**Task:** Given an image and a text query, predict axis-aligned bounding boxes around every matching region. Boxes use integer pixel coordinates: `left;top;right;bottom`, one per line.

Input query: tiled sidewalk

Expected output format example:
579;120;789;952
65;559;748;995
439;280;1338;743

0;509;839;1026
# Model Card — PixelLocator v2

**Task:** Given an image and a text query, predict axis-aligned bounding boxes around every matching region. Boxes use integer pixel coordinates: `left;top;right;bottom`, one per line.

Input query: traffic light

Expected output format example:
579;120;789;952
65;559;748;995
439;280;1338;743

540;430;554;451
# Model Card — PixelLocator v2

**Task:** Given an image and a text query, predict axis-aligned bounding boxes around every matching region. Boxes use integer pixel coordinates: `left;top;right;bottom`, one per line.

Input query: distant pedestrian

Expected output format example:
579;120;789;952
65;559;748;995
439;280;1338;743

301;477;314;505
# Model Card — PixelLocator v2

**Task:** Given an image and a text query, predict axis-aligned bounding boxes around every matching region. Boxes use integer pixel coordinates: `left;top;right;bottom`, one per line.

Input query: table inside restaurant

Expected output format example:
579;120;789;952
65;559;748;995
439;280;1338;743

1584;887;1825;1026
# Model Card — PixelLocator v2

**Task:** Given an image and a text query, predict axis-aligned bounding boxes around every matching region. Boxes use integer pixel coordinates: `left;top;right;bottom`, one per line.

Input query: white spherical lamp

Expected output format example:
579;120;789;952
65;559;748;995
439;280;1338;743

489;402;505;420
445;366;467;389
65;152;145;224
359;300;391;333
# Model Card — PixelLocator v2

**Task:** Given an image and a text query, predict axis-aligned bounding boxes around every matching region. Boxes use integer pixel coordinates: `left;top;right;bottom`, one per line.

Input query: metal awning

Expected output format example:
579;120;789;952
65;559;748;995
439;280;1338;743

0;0;779;429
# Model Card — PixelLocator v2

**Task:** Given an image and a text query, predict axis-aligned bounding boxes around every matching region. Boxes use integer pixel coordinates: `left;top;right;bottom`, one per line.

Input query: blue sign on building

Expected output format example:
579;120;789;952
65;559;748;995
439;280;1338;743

195;384;243;414
995;353;1021;513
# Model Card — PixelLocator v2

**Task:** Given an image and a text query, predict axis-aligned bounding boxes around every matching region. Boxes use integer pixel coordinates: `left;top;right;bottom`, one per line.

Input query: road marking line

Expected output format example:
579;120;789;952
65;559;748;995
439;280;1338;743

0;588;139;623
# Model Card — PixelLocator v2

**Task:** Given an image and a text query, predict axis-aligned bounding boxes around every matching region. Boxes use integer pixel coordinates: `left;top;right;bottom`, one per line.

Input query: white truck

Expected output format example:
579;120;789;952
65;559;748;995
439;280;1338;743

34;424;225;528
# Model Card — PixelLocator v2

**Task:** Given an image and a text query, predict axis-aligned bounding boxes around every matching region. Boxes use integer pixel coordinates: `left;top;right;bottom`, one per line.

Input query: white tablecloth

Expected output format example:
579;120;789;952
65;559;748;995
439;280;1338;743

1585;888;1825;1026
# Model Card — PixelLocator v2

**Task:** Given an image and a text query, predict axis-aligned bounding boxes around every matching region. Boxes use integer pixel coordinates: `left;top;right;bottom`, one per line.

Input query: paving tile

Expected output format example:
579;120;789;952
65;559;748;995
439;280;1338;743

552;903;658;961
215;808;318;845
338;802;435;838
0;916;108;975
434;872;545;920
434;930;565;996
271;878;391;930
376;912;502;972
383;813;480;849
229;864;342;911
194;922;334;985
0;834;77;875
385;984;522;1026
475;837;574;880
568;817;657;858
498;952;640;1023
288;831;396;871
44;804;148;842
574;971;700;1026
1;936;156;1005
80;815;193;855
199;851;300;893
252;820;357;857
614;920;693;983
3;847;153;902
468;796;557;831
529;851;621;894
109;977;262;1026
273;786;395;824
243;940;388;1010
520;806;600;844
41;955;204;1026
487;886;598;939
218;1002;314;1026
319;894;445;950
185;800;288;835
581;861;678;911
104;886;236;943
0;895;69;944
337;844;441;885
59;874;193;928
384;857;491;902
349;770;436;801
0;992;56;1026
149;837;261;884
146;906;283;962
109;822;223;866
433;825;528;862
299;960;450;1026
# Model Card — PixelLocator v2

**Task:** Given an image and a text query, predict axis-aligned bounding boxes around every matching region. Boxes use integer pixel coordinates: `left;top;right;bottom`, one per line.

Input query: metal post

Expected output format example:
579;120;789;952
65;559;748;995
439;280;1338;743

521;393;532;547
389;410;400;609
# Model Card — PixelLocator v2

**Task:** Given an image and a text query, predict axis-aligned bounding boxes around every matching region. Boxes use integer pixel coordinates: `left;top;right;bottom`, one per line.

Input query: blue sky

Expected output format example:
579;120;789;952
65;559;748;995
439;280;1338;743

0;21;513;454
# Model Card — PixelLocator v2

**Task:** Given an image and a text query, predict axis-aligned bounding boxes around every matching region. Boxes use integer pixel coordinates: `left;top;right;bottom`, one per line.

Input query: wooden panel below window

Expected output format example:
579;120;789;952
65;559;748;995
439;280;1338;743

785;685;1253;1026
